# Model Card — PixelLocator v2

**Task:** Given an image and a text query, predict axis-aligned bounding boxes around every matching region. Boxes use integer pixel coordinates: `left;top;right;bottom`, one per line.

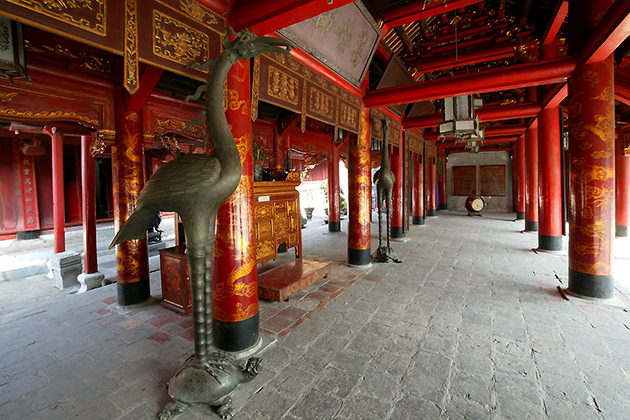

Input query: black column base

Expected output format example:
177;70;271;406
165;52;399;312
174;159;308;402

439;204;448;210
328;221;341;232
427;209;437;216
616;225;628;237
117;278;150;306
525;220;538;231
538;235;562;251
412;216;425;225
213;313;259;352
568;268;614;300
516;211;525;220
348;248;371;266
391;226;405;238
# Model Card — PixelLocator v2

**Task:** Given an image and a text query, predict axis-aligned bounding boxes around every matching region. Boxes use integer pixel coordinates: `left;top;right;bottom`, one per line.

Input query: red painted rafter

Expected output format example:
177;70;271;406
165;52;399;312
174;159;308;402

476;102;541;121
412;43;517;74
381;0;484;29
229;0;354;35
539;83;567;110
364;58;575;108
579;0;630;64
542;0;568;45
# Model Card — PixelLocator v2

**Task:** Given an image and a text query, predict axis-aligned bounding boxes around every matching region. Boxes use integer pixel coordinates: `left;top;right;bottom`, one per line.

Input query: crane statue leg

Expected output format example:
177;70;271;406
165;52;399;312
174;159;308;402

385;189;401;263
204;215;217;355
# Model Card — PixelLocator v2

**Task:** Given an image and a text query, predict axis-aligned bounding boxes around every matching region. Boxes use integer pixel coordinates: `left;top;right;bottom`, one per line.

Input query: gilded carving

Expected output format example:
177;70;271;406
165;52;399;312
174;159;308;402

0;108;99;126
178;0;218;26
227;88;248;115
309;88;333;118
7;0;106;35
124;0;139;94
251;55;260;122
578;219;609;241
154;118;205;139
268;65;299;105
0;91;18;101
340;103;357;127
153;10;210;66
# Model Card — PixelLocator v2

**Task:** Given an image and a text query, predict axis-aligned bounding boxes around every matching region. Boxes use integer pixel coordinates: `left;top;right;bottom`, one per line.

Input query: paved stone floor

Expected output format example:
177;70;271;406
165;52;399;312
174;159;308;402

1;212;630;419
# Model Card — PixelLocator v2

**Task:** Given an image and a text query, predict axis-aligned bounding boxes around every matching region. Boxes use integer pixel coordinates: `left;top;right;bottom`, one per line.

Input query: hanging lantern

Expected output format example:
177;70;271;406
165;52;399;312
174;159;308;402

439;95;484;152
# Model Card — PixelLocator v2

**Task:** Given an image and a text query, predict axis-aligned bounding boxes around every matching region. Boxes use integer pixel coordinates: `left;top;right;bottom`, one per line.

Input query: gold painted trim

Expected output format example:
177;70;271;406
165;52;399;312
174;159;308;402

0;108;99;126
124;0;139;95
155;0;225;34
251;55;260;122
6;0;106;36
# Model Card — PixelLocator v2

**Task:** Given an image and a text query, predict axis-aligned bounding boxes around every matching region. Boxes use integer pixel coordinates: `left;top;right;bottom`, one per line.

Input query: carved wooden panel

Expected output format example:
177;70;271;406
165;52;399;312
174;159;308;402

407;130;424;154
159;245;192;315
452;165;477;196
254;52;361;134
480;164;506;196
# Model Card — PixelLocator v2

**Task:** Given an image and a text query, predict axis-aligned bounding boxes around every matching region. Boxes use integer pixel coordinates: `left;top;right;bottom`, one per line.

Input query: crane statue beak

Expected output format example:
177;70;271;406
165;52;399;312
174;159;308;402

250;36;294;57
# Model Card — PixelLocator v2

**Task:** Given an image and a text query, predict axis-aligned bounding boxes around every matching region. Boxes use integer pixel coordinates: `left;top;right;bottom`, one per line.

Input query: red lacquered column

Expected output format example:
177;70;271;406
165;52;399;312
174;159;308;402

112;108;150;306
525;87;539;232
538;106;563;250
328;143;341;232
212;59;259;352
391;141;405;238
81;135;98;273
348;107;372;265
44;126;65;253
617;128;630;237
426;150;437;216
567;0;615;299
439;150;447;210
515;135;526;219
412;152;425;225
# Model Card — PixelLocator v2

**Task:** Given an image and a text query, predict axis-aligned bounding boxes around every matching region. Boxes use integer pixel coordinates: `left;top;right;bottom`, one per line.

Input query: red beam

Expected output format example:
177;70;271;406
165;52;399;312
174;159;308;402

435;136;518;148
540;83;567;110
476;102;541;121
403;113;443;129
580;0;630;64
542;0;568;45
229;0;354;35
382;0;484;28
427;34;497;56
413;43;517;74
364;58;575;108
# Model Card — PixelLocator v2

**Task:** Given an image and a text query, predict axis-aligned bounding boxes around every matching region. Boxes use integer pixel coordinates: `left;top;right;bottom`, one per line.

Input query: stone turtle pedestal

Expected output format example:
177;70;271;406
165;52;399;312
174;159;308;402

49;251;82;290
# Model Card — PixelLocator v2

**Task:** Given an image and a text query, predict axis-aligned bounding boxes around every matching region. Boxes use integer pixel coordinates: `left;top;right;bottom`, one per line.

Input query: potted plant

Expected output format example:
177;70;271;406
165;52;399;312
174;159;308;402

252;141;269;181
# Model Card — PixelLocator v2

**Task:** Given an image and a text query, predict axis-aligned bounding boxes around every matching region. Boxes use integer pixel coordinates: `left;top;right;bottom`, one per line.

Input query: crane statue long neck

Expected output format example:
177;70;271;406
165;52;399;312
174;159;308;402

381;124;390;169
206;57;240;171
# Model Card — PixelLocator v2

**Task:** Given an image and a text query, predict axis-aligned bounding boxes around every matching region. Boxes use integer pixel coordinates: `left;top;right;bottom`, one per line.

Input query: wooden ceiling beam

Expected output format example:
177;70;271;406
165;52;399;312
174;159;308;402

579;0;630;64
364;58;575;108
382;0;484;29
542;0;568;45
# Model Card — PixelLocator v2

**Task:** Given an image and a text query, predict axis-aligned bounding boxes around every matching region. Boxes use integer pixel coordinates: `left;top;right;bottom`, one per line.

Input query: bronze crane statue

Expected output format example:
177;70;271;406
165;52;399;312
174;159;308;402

109;29;292;419
372;119;401;263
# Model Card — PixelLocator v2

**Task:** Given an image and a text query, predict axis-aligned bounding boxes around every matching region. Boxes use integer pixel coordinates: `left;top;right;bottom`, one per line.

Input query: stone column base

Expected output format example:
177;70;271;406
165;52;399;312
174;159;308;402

78;272;106;293
49;251;82;290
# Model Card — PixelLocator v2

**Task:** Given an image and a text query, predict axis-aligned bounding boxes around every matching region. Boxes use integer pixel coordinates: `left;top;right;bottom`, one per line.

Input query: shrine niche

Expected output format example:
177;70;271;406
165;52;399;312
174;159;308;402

480;164;506;196
452;165;477;196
